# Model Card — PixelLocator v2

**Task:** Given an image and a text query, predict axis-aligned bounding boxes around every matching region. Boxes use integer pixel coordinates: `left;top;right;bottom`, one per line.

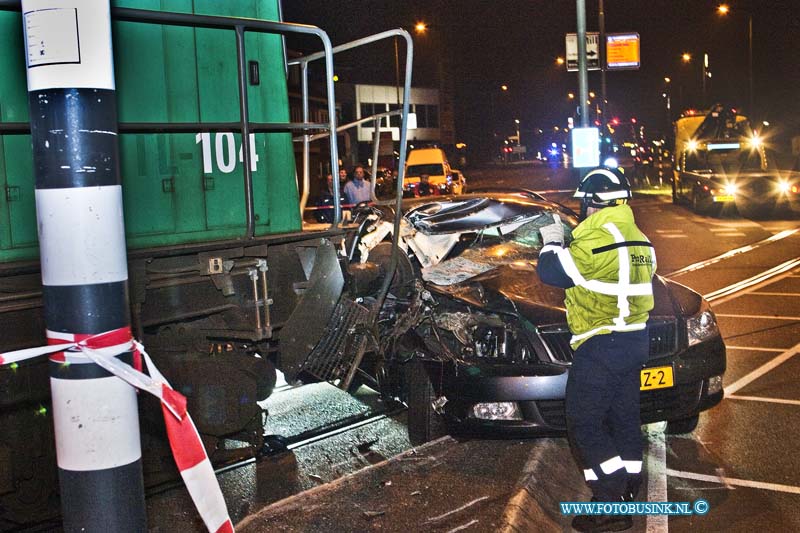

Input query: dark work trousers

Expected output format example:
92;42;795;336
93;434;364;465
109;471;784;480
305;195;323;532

565;329;649;500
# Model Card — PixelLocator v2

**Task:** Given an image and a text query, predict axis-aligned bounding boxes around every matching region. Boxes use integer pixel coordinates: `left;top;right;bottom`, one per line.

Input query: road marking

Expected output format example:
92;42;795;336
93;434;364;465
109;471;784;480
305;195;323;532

703;258;800;303
726;346;785;352
666;229;800;278
426;496;490;523
645;424;668;533
715;313;800;320
724;342;800;395
748;291;800;297
661;234;688;239
712;232;747;237
655;229;684;233
727;395;800;407
666;469;800;495
446;519;480;533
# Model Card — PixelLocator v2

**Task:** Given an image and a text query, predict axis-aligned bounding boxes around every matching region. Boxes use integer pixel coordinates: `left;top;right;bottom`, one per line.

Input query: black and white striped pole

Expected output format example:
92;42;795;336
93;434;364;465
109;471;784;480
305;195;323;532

22;0;147;530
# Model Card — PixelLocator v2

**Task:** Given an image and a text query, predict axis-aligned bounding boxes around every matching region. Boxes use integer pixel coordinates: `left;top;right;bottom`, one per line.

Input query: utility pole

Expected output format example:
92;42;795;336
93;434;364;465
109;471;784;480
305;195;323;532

702;53;708;107
577;0;589;128
598;0;607;138
22;0;146;530
748;14;753;117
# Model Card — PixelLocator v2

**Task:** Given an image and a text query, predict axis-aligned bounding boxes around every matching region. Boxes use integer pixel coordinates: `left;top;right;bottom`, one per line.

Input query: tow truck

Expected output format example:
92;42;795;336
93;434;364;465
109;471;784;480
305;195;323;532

672;104;798;216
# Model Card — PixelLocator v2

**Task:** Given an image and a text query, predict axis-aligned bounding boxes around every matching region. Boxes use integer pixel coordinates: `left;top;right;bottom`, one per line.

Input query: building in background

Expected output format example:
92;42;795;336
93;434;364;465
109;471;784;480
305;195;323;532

354;83;447;167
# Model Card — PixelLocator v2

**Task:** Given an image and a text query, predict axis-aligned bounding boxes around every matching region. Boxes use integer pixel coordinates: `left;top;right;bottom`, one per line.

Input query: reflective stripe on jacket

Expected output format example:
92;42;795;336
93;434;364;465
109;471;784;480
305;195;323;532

537;204;656;349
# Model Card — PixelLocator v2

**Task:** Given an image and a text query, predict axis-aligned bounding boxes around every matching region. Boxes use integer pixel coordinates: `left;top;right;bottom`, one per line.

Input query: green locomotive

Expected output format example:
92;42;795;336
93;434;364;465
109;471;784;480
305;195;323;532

0;0;411;522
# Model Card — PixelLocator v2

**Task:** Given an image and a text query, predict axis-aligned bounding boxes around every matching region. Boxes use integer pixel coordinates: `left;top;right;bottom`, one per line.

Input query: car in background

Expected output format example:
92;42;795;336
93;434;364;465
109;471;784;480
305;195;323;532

404;147;466;195
357;192;726;444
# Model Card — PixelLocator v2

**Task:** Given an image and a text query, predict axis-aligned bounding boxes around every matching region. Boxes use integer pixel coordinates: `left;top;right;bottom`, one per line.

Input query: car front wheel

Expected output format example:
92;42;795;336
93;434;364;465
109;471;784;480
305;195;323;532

404;359;447;445
666;414;699;434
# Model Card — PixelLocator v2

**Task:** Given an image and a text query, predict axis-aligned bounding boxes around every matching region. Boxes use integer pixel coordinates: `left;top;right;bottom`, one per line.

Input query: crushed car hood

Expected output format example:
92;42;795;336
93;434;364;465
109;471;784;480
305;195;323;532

427;261;678;325
401;193;677;324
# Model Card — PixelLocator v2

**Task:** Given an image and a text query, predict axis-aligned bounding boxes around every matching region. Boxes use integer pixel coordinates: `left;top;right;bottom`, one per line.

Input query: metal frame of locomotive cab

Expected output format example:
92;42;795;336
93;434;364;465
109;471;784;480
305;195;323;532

0;1;413;382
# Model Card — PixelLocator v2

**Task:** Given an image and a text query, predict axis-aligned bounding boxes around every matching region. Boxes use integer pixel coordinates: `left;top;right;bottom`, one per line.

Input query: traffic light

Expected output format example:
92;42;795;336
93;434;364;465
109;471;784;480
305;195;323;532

631;117;637;124
611;117;620;125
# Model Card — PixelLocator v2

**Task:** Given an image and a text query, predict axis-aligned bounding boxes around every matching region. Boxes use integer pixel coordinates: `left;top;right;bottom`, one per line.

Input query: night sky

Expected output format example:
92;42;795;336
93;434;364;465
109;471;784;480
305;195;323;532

283;1;800;158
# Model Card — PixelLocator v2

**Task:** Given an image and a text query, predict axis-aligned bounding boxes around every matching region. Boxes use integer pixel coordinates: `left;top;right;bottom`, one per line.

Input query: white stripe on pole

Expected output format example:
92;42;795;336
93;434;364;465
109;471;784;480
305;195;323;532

51;375;141;471
22;0;115;91
36;186;128;286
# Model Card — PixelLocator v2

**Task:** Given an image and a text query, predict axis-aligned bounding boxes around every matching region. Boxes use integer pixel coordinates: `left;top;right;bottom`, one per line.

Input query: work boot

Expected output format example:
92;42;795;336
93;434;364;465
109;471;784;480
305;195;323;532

571;498;633;532
623;473;642;502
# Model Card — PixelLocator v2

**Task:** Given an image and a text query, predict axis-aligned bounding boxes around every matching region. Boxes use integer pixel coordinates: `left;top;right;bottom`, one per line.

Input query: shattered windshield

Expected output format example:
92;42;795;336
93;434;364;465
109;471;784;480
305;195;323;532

459;212;574;265
421;209;576;286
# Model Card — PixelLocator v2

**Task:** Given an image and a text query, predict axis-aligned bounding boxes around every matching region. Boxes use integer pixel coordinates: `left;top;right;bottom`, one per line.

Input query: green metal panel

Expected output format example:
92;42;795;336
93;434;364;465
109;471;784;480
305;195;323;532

250;1;301;235
0;11;36;262
0;0;302;262
4;137;37;249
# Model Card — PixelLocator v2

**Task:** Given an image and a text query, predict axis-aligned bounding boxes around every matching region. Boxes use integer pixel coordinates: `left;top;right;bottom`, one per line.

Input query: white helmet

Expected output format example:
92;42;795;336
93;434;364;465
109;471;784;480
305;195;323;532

574;166;632;219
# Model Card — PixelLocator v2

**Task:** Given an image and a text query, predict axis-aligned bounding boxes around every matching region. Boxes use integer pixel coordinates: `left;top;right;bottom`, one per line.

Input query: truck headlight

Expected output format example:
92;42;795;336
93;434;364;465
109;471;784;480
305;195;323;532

687;306;719;346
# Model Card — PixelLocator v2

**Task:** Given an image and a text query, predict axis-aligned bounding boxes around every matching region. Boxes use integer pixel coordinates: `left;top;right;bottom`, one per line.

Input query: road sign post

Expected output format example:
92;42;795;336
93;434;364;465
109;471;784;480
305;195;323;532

566;32;600;72
572;127;600;168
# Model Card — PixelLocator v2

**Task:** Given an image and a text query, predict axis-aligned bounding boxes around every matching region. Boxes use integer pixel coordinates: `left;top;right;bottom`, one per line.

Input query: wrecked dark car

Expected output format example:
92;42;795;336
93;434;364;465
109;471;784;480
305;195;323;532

359;192;726;444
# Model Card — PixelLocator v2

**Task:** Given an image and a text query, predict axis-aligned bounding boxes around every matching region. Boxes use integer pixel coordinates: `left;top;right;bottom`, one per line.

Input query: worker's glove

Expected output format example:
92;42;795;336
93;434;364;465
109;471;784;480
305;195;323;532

539;213;565;246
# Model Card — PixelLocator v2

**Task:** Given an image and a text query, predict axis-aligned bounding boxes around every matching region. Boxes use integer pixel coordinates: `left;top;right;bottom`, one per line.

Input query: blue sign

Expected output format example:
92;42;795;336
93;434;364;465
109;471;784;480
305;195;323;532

572;127;600;168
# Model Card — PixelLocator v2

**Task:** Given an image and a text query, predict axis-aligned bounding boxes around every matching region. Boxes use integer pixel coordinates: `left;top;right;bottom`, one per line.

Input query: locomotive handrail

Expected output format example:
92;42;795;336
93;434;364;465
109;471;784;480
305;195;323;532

292;112;402;142
0;0;342;238
0;122;332;134
287;28;413;228
293;110;403;205
0;1;413;315
288;28;414;314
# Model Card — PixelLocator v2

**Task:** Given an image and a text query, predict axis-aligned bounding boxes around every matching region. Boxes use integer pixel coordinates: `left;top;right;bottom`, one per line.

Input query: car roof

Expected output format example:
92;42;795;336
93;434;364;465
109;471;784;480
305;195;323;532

404;192;564;235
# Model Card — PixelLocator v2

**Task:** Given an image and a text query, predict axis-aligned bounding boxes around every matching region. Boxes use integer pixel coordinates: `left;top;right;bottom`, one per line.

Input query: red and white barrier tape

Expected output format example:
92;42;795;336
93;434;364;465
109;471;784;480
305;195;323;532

0;327;234;533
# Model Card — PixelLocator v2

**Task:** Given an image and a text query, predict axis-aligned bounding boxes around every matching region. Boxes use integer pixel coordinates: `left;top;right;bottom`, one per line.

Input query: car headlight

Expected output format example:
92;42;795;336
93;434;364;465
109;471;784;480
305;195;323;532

471;402;523;421
723;184;737;195
778;180;791;193
687;305;719;346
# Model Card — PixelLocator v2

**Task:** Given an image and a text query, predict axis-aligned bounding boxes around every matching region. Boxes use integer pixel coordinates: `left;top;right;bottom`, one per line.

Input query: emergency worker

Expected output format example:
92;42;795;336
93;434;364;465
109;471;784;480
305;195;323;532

536;166;656;532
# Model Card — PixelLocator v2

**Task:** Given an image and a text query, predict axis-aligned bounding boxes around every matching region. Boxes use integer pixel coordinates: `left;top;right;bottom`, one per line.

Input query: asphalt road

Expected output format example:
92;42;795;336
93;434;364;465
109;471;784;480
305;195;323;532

150;162;800;532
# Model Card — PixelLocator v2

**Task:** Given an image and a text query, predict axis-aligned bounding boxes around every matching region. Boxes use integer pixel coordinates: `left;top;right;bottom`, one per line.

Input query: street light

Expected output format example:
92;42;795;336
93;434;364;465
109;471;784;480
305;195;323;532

717;4;754;116
514;119;521;143
414;21;428;34
556;56;565;66
680;52;710;106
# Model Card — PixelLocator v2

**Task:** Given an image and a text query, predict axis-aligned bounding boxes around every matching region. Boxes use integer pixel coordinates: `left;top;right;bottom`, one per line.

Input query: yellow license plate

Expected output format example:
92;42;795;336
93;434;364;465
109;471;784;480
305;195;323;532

640;366;674;391
712;195;734;202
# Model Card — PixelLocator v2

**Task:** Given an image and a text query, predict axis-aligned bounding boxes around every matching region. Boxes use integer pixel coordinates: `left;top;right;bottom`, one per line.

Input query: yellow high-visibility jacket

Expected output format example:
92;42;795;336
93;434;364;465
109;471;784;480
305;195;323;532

537;204;656;349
